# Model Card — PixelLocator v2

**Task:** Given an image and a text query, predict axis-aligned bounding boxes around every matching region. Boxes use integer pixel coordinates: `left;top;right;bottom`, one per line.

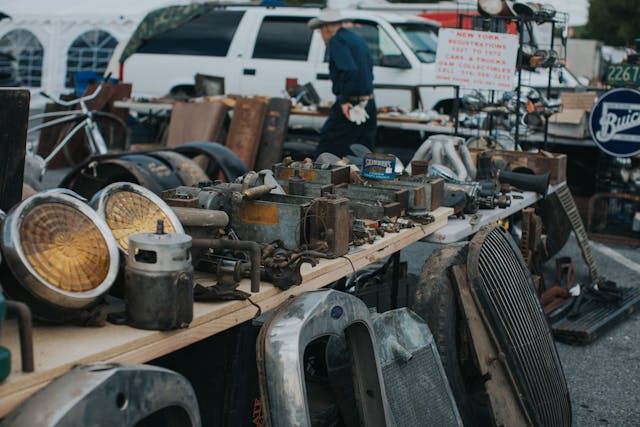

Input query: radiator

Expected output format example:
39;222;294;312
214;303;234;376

467;225;572;427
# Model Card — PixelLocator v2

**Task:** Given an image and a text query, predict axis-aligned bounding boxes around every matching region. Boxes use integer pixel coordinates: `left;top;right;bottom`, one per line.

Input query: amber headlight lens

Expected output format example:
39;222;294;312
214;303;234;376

20;202;110;292
0;191;120;312
92;183;184;252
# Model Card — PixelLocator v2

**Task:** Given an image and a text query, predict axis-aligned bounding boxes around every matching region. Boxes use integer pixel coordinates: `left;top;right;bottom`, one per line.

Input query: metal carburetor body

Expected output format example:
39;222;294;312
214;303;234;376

125;222;193;330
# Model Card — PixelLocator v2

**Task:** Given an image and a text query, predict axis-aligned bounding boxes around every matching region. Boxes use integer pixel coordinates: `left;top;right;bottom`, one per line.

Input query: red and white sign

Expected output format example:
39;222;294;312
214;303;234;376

435;28;519;90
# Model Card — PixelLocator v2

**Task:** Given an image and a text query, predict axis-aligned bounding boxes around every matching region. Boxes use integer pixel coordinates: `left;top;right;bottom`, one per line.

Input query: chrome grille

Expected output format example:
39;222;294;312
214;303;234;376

468;225;571;427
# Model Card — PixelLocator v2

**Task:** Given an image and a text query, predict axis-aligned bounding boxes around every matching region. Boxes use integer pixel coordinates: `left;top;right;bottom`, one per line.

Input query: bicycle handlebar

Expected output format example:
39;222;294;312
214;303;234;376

40;72;114;108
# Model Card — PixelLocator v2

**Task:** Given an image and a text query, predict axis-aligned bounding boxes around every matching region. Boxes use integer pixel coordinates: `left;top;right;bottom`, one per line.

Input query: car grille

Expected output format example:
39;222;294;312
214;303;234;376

468;225;571;427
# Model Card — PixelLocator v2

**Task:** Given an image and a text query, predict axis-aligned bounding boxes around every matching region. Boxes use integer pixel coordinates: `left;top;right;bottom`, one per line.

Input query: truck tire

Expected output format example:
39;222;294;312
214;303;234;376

410;244;491;427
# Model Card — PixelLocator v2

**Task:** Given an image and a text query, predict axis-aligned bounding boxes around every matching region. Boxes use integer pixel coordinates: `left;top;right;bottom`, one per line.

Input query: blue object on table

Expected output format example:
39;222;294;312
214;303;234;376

74;71;118;96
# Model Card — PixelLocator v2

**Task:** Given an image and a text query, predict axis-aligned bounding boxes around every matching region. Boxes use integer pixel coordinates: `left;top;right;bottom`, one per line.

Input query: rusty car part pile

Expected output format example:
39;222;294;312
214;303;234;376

257;289;462;427
412;224;571;427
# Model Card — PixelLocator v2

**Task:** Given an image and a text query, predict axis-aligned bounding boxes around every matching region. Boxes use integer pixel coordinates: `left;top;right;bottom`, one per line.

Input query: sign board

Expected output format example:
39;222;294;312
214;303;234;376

605;64;640;87
434;28;518;90
589;88;640;157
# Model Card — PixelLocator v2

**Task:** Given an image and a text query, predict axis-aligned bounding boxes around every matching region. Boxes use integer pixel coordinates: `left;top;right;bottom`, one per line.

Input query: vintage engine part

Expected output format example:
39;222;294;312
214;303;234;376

279;180;408;219
256;290;392;427
370;308;463;426
273;161;351;185
309;196;351;257
0;363;201;427
465;225;571;426
125;221;193;330
363;177;443;216
92;182;184;254
0;191;119;322
192;238;262;293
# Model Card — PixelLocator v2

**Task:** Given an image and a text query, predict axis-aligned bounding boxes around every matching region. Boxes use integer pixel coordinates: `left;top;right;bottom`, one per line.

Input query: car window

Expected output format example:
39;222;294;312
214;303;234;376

393;23;438;64
325;21;404;67
252;17;313;61
137;11;244;56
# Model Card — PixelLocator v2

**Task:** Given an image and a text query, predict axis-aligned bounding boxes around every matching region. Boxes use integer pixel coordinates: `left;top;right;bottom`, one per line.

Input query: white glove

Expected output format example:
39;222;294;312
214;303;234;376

348;100;369;125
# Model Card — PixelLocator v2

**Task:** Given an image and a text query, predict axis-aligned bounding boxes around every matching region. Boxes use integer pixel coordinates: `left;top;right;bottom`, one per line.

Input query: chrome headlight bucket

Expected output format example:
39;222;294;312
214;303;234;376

0;191;120;312
91;182;184;254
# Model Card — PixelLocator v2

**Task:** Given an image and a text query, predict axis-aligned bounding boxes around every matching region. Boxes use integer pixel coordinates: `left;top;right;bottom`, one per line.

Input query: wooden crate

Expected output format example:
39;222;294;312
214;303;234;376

470;148;567;184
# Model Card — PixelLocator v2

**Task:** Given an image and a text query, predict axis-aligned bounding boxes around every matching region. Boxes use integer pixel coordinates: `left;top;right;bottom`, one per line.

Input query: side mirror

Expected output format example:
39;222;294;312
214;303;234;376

380;54;411;69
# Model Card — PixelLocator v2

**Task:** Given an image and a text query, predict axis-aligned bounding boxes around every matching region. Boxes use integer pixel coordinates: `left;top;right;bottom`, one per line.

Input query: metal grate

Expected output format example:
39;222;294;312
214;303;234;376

468;225;571;427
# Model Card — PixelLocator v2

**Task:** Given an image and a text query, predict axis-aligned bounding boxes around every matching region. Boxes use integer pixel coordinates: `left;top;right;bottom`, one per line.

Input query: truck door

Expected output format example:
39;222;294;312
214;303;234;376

240;16;317;98
314;20;422;111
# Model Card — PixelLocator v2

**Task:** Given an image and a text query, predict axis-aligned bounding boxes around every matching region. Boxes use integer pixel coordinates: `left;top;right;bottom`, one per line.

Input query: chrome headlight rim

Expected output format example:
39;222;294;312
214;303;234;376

91;182;184;254
1;192;120;309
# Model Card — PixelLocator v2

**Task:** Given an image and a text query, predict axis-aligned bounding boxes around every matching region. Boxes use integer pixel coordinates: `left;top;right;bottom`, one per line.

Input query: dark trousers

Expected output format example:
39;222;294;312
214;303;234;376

315;99;377;158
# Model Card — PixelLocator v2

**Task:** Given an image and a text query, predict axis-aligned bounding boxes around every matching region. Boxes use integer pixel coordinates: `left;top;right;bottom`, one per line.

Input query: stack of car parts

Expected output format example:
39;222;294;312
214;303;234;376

0;363;202;427
412;224;571;427
257;290;463;426
0;191;120;322
60;141;248;199
257;290;392;427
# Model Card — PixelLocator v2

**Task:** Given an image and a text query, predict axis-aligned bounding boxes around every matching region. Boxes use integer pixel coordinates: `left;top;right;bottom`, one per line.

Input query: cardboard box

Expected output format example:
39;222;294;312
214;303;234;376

470;148;567;184
548;92;597;138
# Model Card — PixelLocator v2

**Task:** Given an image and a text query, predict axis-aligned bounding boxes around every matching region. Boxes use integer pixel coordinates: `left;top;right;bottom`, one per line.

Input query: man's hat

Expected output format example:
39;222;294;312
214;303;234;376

308;9;344;29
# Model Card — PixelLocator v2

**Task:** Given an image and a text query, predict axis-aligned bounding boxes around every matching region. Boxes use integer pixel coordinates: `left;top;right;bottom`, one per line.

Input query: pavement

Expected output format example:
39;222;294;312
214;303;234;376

402;233;640;427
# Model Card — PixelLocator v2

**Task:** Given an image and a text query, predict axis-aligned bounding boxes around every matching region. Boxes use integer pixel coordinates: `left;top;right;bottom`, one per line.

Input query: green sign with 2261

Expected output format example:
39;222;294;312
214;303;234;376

606;64;640;87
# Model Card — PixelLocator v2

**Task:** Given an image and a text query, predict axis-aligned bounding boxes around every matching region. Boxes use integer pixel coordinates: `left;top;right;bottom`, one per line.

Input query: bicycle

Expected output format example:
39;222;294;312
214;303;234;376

26;73;130;181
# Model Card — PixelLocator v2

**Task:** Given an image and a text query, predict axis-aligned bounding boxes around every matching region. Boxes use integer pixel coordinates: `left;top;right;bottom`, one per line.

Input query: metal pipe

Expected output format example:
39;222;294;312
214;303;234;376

5;300;34;372
242;184;276;199
191;238;262;293
171;207;229;228
442;140;468;181
457;143;477;180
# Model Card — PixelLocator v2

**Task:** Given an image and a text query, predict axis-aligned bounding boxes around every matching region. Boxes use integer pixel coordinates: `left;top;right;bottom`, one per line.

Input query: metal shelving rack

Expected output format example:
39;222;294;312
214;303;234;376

456;10;569;149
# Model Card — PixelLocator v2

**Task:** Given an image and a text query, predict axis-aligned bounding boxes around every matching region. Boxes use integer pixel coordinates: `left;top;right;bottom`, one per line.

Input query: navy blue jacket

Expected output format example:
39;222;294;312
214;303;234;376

328;28;374;105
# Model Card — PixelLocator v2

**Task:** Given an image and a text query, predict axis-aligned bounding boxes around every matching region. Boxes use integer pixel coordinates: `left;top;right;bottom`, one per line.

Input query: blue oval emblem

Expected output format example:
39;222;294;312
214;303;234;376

589;88;640;157
330;305;343;319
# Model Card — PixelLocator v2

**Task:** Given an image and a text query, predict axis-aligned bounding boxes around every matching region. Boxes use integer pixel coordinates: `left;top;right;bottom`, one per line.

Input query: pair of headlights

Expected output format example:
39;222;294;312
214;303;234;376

0;183;183;320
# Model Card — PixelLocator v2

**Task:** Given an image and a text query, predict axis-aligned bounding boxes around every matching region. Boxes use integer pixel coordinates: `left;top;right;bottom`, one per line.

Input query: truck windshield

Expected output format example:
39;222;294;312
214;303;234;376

392;23;438;64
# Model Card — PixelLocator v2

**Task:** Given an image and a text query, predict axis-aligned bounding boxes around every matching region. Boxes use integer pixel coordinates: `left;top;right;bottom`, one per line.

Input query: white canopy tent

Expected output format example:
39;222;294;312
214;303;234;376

0;0;195;100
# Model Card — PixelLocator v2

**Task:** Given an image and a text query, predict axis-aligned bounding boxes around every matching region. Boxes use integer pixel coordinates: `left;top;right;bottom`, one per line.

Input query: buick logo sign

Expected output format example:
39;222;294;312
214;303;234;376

590;88;640;157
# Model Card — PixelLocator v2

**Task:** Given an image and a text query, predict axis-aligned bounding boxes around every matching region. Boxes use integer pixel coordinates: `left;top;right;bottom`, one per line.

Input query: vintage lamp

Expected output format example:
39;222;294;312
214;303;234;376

0;191;120;321
91;182;184;253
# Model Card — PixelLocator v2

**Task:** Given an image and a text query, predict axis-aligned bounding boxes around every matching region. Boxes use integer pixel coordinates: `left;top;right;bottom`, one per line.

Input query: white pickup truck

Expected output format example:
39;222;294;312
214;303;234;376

119;5;580;116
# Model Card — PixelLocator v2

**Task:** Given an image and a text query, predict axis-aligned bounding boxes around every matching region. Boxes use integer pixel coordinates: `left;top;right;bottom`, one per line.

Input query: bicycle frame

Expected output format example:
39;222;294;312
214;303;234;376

27;76;113;174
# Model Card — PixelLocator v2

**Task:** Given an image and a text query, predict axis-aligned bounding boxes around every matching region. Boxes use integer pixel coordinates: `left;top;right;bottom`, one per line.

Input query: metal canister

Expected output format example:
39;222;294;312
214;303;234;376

124;221;193;330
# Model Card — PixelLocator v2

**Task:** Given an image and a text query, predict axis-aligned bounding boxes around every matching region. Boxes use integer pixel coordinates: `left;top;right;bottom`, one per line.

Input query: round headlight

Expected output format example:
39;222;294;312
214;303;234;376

91;183;184;253
1;191;120;313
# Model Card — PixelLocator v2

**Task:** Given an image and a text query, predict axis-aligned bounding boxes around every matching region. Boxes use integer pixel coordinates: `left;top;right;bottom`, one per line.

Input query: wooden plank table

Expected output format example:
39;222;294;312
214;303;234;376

0;206;451;418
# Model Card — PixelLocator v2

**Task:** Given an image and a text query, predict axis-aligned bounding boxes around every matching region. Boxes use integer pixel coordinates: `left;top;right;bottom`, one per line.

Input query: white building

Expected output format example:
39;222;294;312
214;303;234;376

0;0;190;103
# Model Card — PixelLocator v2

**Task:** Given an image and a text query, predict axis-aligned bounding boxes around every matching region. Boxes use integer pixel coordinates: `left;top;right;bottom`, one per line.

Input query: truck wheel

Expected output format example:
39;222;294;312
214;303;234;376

410;244;491;427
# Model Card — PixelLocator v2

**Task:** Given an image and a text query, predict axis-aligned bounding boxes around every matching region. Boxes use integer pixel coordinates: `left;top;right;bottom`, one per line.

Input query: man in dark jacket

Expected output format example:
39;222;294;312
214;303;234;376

309;9;377;158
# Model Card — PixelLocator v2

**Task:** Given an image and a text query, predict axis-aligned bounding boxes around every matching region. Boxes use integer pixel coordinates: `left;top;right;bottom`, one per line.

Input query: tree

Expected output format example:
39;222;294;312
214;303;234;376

583;0;640;46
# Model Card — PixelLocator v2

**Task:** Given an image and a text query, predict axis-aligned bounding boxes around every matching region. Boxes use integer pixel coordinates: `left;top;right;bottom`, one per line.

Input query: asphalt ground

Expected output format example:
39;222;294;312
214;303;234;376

402;234;640;427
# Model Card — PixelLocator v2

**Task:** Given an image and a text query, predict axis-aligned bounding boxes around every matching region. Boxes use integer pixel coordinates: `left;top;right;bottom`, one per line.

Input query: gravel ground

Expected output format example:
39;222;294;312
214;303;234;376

402;234;640;427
